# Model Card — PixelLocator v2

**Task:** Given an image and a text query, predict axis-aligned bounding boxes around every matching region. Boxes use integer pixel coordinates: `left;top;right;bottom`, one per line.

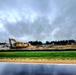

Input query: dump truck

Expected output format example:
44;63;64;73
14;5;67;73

9;38;29;49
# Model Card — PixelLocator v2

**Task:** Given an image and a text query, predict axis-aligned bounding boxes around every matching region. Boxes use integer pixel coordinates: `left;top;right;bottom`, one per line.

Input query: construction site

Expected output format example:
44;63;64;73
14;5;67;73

0;38;76;51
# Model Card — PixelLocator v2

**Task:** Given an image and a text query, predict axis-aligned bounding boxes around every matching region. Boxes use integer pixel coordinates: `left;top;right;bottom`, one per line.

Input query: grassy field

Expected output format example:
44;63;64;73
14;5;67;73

0;51;76;59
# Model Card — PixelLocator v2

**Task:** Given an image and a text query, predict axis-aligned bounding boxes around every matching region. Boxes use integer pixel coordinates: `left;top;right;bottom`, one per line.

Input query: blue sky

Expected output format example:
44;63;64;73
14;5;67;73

0;0;76;42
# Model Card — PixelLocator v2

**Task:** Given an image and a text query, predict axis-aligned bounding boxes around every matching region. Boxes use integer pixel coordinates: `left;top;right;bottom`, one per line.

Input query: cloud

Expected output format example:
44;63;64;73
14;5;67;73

0;0;76;42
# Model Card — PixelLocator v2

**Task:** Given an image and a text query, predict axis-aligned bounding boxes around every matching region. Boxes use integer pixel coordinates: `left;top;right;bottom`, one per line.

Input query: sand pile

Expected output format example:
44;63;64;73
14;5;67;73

47;44;76;49
27;45;36;49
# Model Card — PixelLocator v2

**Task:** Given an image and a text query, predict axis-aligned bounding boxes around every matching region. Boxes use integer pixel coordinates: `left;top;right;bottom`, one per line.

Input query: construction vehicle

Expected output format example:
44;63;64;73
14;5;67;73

9;38;29;49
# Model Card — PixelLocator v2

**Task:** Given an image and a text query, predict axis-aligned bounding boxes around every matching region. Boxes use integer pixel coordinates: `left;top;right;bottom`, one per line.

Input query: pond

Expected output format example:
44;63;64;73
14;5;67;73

0;62;76;75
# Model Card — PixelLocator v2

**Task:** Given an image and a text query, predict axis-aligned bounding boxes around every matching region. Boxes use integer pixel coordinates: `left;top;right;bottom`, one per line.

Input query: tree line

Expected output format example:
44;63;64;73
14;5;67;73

29;39;76;45
0;42;7;45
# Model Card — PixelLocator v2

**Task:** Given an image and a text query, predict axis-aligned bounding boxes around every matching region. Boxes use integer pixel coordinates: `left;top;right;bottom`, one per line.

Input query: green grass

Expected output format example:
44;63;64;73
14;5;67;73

0;51;76;59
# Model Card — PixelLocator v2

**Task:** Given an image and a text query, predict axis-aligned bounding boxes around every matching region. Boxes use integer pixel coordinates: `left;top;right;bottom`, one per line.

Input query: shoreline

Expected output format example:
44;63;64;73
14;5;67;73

0;58;76;64
0;49;76;52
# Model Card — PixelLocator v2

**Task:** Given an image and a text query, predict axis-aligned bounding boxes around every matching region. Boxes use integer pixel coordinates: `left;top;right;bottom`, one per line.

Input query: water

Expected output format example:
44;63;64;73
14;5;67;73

0;62;76;75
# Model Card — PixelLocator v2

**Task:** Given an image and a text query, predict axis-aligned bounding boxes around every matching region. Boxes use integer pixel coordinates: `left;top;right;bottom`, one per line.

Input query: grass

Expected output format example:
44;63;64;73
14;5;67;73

0;51;76;59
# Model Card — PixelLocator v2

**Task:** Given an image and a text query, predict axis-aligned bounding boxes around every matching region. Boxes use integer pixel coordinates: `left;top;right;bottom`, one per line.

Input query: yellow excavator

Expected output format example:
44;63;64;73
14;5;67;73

9;38;29;49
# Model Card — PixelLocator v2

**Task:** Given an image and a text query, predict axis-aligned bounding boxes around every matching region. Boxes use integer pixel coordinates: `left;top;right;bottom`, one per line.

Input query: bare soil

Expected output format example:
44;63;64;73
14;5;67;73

0;58;76;64
0;44;76;50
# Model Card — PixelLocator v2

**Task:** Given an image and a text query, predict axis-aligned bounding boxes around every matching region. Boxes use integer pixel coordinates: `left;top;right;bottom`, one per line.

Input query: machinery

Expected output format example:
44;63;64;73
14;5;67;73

9;38;29;49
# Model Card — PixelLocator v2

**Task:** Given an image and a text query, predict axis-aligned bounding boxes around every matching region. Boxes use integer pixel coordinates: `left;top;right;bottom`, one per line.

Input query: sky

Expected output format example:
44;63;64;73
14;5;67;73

0;0;76;42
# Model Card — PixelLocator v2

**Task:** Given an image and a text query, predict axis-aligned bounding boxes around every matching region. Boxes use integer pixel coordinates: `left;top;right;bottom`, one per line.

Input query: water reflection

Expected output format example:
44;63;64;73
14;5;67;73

0;63;76;75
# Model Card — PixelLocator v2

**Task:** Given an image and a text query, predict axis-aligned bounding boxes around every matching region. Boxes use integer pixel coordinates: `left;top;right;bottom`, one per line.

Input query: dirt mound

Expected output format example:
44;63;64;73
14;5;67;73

27;45;36;49
47;44;76;49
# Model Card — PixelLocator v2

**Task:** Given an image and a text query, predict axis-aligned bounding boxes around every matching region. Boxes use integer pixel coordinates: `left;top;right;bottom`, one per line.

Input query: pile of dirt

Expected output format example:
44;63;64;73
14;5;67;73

0;44;76;50
47;44;76;49
27;45;36;49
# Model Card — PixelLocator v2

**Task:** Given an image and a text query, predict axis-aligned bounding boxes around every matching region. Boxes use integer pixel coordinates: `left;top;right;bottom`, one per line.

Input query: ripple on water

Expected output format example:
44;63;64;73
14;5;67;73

0;63;76;75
